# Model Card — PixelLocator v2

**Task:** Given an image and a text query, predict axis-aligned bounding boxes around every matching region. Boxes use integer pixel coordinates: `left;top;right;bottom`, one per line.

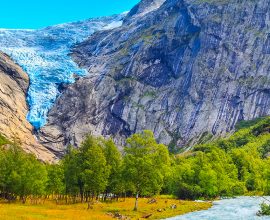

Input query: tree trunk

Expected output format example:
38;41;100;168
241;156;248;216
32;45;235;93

80;189;84;203
104;191;108;202
22;196;26;204
133;192;139;211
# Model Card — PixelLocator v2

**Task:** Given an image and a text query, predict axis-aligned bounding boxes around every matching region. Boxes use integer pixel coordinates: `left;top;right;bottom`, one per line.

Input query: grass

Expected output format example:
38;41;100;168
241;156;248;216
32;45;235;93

0;197;212;220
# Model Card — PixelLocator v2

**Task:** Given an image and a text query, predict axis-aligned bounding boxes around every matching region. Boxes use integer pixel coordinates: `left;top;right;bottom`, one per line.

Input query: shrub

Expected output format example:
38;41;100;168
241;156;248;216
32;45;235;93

257;202;270;216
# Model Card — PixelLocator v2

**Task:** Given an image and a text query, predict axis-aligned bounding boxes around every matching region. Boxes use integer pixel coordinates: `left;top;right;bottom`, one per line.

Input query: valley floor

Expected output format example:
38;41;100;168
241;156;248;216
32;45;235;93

0;197;211;220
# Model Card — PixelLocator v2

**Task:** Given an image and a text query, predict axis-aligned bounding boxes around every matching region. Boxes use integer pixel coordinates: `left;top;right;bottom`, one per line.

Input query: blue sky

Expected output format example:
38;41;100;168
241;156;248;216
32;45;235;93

0;0;140;29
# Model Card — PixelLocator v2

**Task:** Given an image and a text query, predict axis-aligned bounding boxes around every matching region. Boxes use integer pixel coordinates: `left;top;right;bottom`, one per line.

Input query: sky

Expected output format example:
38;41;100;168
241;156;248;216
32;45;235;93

0;0;140;29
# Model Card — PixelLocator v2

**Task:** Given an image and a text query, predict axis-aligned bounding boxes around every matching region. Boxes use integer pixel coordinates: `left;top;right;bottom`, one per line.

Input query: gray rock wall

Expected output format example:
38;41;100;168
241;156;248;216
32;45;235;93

38;0;270;154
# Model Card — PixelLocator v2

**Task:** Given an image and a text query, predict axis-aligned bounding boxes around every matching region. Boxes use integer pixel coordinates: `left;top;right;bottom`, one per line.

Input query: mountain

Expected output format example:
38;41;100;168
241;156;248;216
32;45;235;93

37;0;270;154
124;0;166;21
0;14;124;129
0;52;55;161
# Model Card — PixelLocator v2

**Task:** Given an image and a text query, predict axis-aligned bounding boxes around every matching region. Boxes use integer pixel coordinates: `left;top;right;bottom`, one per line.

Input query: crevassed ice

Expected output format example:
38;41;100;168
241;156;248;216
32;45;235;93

166;197;270;220
0;15;124;129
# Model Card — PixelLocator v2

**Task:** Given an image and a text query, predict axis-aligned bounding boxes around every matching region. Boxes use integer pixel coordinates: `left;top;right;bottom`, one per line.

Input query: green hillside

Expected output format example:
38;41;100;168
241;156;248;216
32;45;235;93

167;117;270;199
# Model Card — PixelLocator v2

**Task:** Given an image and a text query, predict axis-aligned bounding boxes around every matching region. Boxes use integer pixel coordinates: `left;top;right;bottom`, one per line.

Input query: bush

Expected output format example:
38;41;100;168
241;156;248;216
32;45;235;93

231;182;246;195
257;202;270;216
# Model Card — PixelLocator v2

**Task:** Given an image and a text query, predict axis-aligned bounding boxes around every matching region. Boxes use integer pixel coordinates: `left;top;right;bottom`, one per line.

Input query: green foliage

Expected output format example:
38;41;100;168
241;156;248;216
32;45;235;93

259;140;270;158
103;139;123;195
257;202;270;216
167;117;270;199
0;134;9;146
169;147;239;199
235;117;267;131
122;130;171;210
123;130;170;195
0;145;47;202
62;146;80;197
0;117;269;204
62;136;110;201
46;164;65;196
60;132;171;207
79;136;110;196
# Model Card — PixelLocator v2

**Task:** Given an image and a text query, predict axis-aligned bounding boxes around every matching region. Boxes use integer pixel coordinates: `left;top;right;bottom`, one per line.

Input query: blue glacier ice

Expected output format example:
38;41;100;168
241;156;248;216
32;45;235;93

0;15;124;129
166;197;270;220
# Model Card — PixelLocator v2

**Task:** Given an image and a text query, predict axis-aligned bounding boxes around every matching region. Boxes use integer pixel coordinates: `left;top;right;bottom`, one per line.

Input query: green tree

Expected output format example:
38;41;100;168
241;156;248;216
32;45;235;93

0;145;47;203
103;139;123;199
198;165;218;197
62;146;81;200
122;130;170;211
63;136;111;203
47;164;65;200
78;135;110;201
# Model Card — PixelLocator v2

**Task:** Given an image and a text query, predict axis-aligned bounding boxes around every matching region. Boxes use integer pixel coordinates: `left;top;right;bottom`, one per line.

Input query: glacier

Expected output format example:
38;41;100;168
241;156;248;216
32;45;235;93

0;15;124;129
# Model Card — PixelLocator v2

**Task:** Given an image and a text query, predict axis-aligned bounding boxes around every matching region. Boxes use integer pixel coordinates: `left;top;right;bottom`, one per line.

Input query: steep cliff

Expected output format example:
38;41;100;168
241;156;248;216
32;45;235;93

0;52;56;161
38;0;270;154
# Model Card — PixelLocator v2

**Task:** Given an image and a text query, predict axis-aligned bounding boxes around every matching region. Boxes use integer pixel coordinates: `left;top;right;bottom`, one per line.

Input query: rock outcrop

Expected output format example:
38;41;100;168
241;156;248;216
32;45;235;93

0;52;56;161
38;0;270;154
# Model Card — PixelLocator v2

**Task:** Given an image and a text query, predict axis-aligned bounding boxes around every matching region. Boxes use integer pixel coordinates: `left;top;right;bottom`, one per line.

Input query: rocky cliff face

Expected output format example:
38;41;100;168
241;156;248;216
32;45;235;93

38;0;270;154
0;52;56;161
